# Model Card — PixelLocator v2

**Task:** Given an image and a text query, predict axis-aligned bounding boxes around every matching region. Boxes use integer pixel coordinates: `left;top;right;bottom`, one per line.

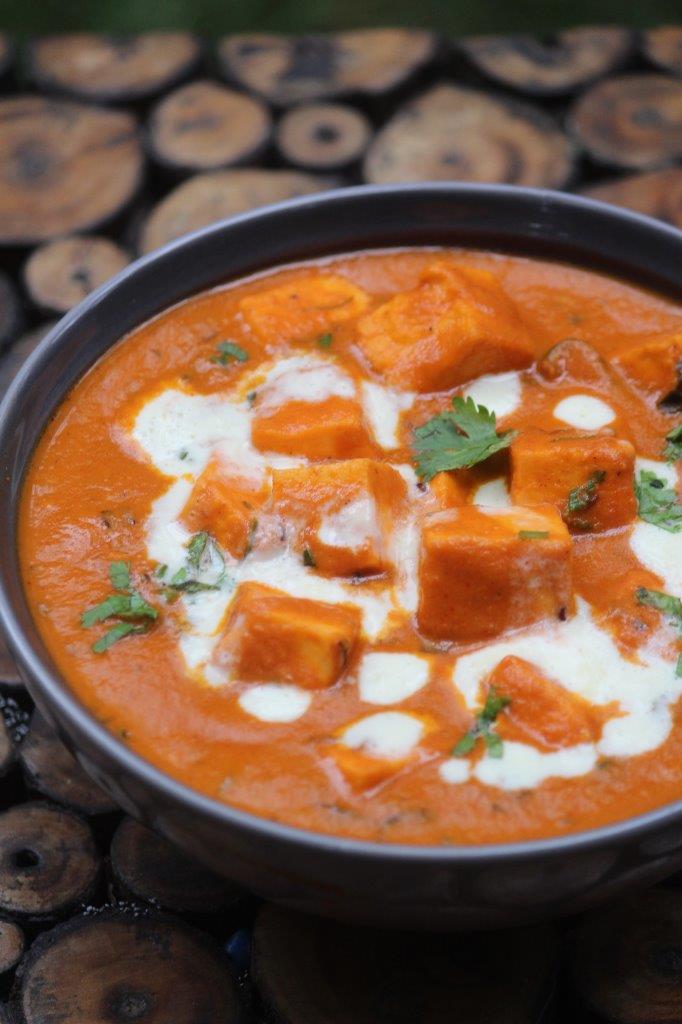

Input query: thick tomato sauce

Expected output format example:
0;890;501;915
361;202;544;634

19;249;682;845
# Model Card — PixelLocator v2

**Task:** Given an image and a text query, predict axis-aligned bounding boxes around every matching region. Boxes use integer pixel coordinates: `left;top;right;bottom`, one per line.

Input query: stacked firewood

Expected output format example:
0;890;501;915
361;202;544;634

0;26;680;1022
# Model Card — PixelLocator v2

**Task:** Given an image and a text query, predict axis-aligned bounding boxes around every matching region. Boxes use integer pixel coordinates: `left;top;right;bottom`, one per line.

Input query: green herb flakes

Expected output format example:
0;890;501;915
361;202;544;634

664;423;682;463
211;341;249;365
303;547;316;568
412;397;516;481
317;333;333;349
635;470;682;533
518;530;549;540
81;562;158;653
453;687;510;760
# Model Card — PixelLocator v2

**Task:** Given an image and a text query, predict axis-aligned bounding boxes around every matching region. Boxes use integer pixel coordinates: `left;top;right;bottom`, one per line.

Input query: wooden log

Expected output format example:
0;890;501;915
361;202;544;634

110;816;243;915
568;74;682;171
19;711;117;815
12;911;242;1023
0;272;23;352
0;97;144;246
0;803;100;920
28;32;203;104
364;83;575;188
22;236;130;315
147;80;272;175
643;26;682;76
0;35;14;88
570;888;682;1023
276;102;372;171
139;167;331;254
580;168;682;229
459;27;633;96
0;919;24;976
252;904;558;1023
217;29;438;107
0;322;56;405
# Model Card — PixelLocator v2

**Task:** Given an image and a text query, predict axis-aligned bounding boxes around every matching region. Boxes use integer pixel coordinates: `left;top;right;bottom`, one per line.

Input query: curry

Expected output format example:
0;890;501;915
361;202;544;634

19;249;682;845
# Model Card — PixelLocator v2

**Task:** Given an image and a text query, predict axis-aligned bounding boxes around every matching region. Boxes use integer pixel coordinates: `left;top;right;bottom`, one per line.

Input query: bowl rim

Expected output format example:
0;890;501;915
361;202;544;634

2;180;682;864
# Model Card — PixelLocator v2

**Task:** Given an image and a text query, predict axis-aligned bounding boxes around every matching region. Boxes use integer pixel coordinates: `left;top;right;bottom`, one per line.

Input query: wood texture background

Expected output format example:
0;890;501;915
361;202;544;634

0;26;680;1022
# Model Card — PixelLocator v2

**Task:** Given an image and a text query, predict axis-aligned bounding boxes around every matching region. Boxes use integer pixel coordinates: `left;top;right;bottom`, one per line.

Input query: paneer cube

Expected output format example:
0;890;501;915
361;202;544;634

239;274;369;344
213;582;360;689
510;428;636;532
182;459;268;558
487;656;598;752
537;338;613;389
272;459;406;576
615;331;682;401
252;396;374;459
428;471;468;509
417;505;573;642
329;710;428;790
354;258;534;392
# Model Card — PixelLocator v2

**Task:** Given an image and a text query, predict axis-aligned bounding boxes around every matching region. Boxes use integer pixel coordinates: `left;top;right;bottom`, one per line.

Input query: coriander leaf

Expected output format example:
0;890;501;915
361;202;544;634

92;621;147;654
483;731;504;758
81;594;133;628
124;592;157;620
211;341;249;365
566;471;606;515
664;423;682;463
636;587;682;633
452;732;476;757
413;397;516;481
109;561;131;591
518;530;549;540
170;567;188;586
167;579;222;593
452;686;510;759
479;686;511;723
302;546;316;568
186;532;208;568
635;470;682;533
155;564;167;579
677;654;682;678
317;333;333;349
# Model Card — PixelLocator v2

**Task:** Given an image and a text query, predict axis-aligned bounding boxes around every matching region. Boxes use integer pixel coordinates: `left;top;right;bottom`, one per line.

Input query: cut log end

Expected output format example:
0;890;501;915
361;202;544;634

571;888;682;1023
139;167;331;254
643;26;682;75
111;816;243;915
23;235;130;315
28;32;202;103
460;26;633;96
277;102;372;170
0;96;143;246
148;79;272;174
218;29;437;106
19;711;118;815
364;82;575;189
580;167;682;229
13;911;242;1023
0;802;100;919
568;73;682;171
253;904;558;1024
0;919;24;975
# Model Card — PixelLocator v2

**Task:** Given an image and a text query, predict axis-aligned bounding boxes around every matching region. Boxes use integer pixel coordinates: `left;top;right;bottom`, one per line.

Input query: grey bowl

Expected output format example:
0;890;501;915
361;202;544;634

1;184;681;929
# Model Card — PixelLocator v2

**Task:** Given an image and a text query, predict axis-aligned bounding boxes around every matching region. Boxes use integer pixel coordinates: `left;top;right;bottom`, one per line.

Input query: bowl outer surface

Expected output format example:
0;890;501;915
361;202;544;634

1;184;682;929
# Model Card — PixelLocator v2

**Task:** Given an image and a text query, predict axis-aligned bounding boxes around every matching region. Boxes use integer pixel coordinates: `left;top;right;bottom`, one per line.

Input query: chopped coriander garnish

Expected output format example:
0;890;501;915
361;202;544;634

81;562;158;653
453;687;510;760
518;530;549;540
317;333;333;349
186;531;209;568
302;546;316;567
635;470;682;533
565;471;606;515
412;397;516;481
92;621;148;654
664;423;682;463
246;390;257;408
179;449;189;460
165;532;227;594
211;341;249;365
108;561;131;592
636;587;682;633
677;653;682;678
154;563;167;580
